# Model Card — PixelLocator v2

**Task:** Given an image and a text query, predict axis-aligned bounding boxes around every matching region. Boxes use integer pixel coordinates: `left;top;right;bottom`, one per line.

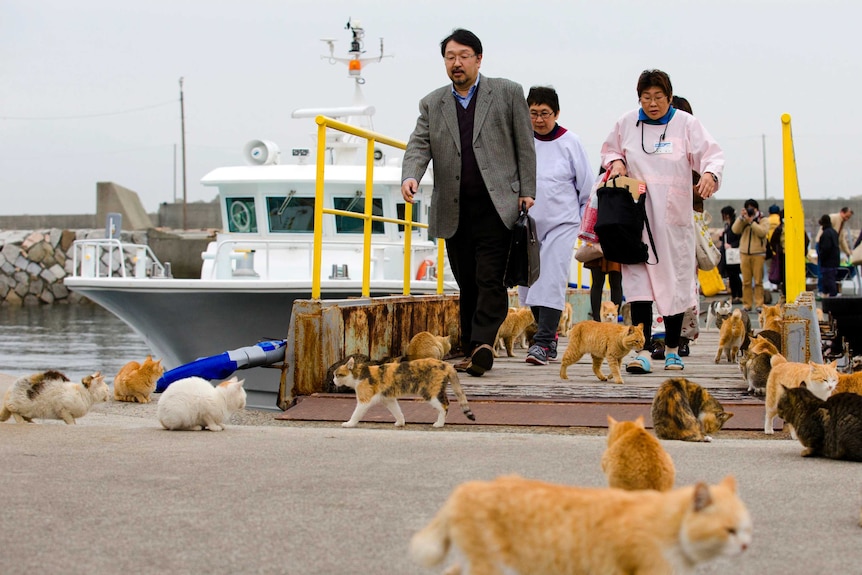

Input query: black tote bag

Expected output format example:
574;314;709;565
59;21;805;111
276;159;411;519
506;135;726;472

594;177;658;265
504;208;540;288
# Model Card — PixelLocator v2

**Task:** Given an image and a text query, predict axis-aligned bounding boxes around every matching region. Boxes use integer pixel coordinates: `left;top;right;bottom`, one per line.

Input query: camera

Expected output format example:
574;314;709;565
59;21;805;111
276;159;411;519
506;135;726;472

746;207;757;217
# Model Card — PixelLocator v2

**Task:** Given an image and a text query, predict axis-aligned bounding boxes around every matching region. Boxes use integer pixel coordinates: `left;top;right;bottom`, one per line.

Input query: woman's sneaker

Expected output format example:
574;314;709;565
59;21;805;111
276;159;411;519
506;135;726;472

526;344;549;366
547;337;559;362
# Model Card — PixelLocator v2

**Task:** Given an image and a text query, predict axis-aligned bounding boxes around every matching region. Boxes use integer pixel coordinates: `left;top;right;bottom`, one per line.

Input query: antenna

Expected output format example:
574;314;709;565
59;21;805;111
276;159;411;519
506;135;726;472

320;17;393;86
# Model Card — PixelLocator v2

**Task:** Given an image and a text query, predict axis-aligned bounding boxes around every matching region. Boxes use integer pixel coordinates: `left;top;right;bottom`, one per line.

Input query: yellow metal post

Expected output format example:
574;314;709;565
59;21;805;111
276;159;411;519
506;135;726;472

362;139;375;297
781;114;806;301
437;238;445;294
402;201;413;295
312;121;327;299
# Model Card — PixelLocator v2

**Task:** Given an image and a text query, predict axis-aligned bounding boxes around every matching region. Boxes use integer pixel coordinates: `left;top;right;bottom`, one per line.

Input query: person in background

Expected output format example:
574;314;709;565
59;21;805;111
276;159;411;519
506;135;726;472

732;198;768;312
586;251;623;324
830;207;853;259
401;28;536;377
720;205;743;304
817;214;840;298
520;86;592;366
602;69;724;373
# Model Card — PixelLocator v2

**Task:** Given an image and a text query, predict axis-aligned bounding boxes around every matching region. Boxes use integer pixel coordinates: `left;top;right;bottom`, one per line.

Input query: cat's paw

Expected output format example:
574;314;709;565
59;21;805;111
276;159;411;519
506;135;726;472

703;435;714;442
432;421;445;428
764;428;774;435
342;421;357;428
394;420;405;427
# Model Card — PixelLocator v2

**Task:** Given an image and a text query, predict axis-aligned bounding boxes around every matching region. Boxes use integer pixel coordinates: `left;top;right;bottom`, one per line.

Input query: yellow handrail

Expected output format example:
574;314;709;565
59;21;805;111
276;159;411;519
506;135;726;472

781;114;806;301
311;115;445;298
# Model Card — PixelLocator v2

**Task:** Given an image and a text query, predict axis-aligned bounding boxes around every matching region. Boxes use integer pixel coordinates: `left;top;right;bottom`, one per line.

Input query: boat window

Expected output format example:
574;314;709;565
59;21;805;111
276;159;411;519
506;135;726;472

267;196;315;233
227;198;257;233
333;197;384;234
396;201;421;232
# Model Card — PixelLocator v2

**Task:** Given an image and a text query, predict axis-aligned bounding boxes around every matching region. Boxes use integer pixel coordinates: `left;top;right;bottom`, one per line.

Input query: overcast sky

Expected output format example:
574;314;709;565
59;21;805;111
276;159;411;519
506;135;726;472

2;0;860;217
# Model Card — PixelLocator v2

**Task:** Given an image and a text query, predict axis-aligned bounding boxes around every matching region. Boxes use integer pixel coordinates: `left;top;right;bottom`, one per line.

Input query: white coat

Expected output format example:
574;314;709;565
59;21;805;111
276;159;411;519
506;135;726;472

519;127;592;310
601;109;724;316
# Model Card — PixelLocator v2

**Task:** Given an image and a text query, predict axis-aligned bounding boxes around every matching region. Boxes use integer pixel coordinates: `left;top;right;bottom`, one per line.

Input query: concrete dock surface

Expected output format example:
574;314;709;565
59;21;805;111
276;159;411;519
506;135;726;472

1;374;861;574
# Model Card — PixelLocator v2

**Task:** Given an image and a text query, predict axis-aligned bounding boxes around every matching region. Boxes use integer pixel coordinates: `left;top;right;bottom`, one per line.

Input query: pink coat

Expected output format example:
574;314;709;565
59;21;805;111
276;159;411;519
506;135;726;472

601;109;724;316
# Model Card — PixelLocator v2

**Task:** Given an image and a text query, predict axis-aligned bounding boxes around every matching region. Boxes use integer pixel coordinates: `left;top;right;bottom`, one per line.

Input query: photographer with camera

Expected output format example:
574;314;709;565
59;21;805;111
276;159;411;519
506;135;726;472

731;198;769;312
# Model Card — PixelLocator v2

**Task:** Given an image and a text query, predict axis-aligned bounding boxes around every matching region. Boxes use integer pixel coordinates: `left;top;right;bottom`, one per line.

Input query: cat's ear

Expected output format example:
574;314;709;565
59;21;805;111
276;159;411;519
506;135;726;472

829;360;838;369
719;412;734;424
719;475;738;493
233;378;245;388
346;357;355;369
634;415;645;427
799;381;808;389
692;482;713;512
607;415;617;427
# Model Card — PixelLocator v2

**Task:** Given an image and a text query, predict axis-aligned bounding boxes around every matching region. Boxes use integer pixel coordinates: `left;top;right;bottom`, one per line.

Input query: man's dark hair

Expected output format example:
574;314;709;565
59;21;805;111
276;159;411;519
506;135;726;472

440;29;482;57
636;69;673;99
672;95;692;115
527;86;559;113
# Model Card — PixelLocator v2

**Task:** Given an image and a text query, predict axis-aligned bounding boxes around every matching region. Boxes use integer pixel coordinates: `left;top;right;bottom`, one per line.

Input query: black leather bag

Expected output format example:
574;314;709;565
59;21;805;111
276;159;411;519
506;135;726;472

594;177;658;265
504;208;540;288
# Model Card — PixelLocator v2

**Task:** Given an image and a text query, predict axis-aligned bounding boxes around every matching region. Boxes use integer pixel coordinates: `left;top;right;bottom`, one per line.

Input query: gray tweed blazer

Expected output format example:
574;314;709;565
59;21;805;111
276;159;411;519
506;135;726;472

401;74;536;239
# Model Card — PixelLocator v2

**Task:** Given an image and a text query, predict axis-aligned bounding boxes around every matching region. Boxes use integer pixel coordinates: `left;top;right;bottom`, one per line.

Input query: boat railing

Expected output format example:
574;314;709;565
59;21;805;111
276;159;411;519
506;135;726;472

200;236;436;281
311;115;446;298
70;238;167;279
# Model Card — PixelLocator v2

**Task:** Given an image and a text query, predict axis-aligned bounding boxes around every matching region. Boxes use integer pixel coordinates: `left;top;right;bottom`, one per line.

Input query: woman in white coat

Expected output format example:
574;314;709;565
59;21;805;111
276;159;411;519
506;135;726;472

519;86;592;365
601;69;724;372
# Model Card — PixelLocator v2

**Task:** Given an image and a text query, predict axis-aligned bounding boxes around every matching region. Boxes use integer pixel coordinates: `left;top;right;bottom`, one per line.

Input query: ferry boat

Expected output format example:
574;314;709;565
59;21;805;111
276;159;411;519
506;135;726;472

64;20;449;409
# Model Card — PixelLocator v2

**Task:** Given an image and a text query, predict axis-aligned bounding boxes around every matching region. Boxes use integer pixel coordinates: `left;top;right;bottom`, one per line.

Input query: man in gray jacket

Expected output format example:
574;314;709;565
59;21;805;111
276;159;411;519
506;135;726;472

401;28;536;376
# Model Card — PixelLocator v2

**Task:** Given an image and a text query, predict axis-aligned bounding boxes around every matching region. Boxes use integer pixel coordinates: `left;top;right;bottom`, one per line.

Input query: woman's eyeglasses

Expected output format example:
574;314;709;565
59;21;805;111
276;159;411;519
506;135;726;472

530;110;554;119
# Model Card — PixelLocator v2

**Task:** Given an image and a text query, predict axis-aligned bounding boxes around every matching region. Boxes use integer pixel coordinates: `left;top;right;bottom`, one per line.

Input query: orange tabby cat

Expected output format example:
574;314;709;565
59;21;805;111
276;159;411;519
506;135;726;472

559;321;645;384
835;372;862;396
406;331;452;361
113;355;164;403
600;300;619;323
557;301;573;334
714;308;745;363
758;303;783;332
764;354;838;435
494;307;535;357
410;475;752;575
602;415;675;491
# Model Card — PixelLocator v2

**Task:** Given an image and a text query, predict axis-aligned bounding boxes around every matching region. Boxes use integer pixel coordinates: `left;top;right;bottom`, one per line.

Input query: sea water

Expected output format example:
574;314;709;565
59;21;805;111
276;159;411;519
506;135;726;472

0;304;151;382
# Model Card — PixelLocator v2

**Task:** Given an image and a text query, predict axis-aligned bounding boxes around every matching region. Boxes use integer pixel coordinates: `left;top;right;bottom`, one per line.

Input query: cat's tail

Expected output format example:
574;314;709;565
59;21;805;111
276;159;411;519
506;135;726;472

410;503;451;567
446;367;475;421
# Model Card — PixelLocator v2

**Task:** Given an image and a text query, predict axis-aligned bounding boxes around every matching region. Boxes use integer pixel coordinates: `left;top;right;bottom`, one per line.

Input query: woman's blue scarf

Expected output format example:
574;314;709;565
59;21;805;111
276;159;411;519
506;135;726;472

638;106;675;125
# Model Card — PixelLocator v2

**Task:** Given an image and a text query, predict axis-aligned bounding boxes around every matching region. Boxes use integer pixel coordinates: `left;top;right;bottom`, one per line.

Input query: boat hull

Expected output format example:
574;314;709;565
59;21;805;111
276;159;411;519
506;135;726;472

65;278;440;409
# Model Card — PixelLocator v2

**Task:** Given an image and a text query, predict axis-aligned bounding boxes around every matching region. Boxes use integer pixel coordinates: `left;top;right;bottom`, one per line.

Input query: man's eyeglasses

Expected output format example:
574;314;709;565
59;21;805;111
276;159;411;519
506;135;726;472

530;110;554;119
444;53;477;63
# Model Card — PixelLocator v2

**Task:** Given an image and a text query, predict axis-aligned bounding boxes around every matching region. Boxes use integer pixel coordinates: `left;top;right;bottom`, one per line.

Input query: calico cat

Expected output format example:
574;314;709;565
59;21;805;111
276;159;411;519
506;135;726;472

651;378;734;442
715;308;745;363
0;370;108;424
599;300;619;323
493;307;535;357
777;384;862;461
157;376;246;431
559;321;645;384
410;474;752;575
739;335;780;397
707;298;732;331
333;356;475;428
602;415;675;491
113;355;164;403
764;355;838;435
835;372;862;395
406;332;452;361
557;301;573;334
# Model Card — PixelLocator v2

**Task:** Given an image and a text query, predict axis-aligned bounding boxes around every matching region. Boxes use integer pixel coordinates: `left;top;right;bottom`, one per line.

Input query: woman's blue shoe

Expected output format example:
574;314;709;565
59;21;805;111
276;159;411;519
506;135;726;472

665;352;684;370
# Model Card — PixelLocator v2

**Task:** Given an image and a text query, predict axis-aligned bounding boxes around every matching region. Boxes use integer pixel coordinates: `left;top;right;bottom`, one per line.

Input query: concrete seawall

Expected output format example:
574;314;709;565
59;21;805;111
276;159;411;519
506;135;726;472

0;228;148;305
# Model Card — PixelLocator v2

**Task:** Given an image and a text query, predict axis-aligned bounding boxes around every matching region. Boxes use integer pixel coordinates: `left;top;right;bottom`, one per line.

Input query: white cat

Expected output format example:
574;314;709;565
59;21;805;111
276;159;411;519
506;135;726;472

157;376;246;431
705;299;732;331
0;370;108;424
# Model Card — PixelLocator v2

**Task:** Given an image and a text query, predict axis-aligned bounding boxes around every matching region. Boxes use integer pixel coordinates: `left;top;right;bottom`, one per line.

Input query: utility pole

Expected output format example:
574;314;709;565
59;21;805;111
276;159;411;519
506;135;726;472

179;77;188;230
173;143;177;203
762;134;767;201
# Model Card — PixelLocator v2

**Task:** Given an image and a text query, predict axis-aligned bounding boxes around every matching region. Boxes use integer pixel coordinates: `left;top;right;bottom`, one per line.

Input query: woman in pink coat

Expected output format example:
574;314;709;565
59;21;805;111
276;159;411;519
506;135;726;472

601;69;724;372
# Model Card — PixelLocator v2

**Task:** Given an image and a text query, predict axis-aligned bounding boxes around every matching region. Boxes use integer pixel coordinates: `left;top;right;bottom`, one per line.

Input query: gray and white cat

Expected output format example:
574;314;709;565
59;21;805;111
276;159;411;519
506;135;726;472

0;370;108;424
157;376;246;431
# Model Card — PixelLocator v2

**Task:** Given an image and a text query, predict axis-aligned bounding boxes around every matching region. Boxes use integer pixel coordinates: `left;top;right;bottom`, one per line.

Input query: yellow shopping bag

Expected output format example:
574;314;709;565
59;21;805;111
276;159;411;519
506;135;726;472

698;267;725;297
